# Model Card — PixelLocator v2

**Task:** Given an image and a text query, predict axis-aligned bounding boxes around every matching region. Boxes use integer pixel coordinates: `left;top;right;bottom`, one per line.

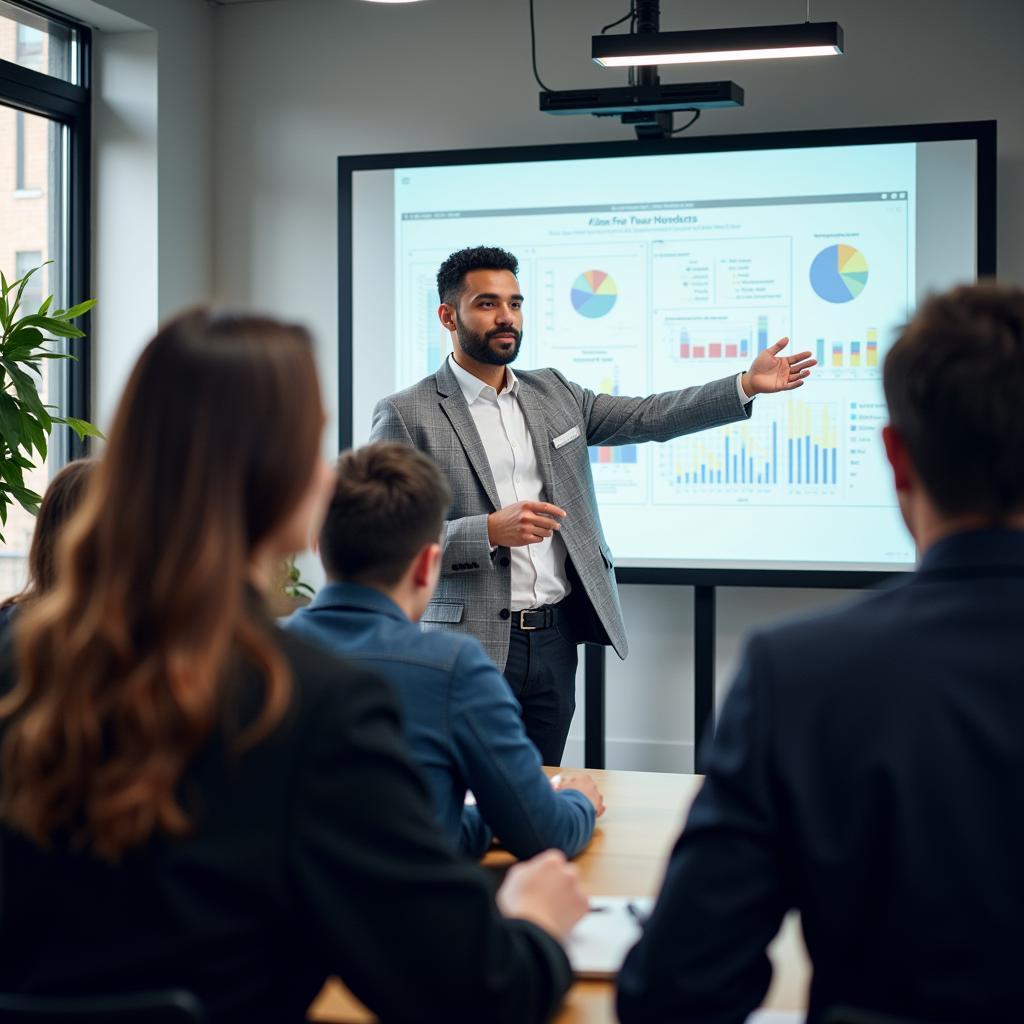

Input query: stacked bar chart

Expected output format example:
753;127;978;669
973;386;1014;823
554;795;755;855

669;422;779;487
786;400;839;488
668;318;772;361
590;372;638;465
654;398;842;503
817;328;882;378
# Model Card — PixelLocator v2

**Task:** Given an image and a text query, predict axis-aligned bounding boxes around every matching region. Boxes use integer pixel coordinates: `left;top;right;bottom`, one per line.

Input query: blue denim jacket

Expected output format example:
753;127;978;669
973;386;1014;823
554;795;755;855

283;582;595;860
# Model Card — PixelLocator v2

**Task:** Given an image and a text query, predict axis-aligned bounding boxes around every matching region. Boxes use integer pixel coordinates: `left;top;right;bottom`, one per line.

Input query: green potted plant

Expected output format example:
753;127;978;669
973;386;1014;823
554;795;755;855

0;261;102;540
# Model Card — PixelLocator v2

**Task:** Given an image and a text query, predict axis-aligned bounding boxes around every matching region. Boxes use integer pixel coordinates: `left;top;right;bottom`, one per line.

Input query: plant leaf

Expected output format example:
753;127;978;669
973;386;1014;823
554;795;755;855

0;392;28;454
9;261;51;324
2;362;52;429
53;415;105;441
0;457;25;490
58;299;96;321
12;315;84;339
22;412;47;461
0;480;41;518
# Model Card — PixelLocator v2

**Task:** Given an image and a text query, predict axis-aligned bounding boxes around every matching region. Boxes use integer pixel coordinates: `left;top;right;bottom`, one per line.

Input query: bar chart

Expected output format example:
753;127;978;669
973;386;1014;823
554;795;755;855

590;371;638;465
816;328;881;379
665;316;775;363
654;398;842;504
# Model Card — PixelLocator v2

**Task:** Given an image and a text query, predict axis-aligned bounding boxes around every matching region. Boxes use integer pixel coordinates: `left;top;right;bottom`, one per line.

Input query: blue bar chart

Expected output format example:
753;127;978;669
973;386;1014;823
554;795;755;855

654;399;841;503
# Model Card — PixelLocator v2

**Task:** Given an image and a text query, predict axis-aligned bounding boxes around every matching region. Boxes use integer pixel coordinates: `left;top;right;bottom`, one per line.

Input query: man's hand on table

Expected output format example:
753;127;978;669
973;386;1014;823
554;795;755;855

496;849;589;941
551;771;606;818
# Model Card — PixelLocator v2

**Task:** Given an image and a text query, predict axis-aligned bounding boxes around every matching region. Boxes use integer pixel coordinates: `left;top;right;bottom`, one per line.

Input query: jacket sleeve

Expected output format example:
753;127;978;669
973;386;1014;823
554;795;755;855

459;804;495;860
370;397;494;572
616;634;789;1024
287;666;572;1024
552;370;751;448
449;643;596;860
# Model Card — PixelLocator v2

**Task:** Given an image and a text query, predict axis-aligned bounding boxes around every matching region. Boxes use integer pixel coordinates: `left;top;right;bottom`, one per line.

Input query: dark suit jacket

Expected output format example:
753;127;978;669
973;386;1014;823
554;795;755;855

618;529;1024;1024
0;610;571;1023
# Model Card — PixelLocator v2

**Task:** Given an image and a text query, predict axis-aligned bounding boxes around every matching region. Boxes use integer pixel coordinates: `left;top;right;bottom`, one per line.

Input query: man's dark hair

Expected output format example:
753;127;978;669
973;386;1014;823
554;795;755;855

436;246;519;305
319;442;452;587
883;282;1024;518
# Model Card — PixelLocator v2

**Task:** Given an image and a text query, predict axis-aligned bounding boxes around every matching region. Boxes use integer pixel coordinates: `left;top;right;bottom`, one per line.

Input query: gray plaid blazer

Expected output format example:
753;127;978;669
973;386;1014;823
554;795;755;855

369;360;751;670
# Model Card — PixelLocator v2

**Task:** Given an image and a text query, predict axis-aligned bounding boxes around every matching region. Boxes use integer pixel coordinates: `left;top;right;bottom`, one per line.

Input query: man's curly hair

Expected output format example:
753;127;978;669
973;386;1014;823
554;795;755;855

436;246;519;305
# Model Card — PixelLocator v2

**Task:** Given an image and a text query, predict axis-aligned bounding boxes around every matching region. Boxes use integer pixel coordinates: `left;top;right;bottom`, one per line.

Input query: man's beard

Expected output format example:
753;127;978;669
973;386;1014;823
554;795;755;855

454;320;523;366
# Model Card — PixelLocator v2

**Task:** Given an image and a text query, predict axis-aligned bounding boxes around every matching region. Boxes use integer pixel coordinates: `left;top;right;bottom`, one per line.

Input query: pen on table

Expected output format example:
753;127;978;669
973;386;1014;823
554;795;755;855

626;901;648;925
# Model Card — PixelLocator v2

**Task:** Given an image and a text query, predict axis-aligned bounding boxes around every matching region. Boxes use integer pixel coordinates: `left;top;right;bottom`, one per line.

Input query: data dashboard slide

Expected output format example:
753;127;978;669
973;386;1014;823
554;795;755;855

348;137;980;572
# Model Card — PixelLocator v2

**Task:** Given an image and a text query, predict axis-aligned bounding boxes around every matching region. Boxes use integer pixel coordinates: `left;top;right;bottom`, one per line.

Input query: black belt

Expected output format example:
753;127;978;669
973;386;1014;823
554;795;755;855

511;603;562;631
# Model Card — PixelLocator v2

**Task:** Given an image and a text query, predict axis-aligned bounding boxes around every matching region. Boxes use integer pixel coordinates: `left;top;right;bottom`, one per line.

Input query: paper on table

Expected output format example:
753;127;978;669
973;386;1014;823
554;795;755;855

566;896;653;979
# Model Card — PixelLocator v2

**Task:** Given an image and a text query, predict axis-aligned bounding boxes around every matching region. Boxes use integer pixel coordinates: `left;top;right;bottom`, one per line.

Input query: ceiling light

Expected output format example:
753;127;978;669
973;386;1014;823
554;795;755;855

592;22;844;67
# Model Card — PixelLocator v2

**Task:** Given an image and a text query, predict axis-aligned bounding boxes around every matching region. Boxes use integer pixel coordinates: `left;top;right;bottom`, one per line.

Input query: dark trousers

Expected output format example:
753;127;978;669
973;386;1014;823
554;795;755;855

503;611;579;766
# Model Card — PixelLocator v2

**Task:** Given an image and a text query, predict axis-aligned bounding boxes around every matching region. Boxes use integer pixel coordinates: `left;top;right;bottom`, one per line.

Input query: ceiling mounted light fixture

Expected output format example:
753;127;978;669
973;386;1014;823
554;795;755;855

592;21;844;67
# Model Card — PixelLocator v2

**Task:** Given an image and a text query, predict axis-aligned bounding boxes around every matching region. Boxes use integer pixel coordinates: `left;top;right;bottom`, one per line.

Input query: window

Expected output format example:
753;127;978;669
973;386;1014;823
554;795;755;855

15;249;42;308
15;22;42;71
0;1;90;596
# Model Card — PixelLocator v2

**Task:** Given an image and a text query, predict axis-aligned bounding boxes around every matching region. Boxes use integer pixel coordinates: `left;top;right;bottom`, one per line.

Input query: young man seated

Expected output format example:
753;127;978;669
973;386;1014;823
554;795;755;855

285;441;605;859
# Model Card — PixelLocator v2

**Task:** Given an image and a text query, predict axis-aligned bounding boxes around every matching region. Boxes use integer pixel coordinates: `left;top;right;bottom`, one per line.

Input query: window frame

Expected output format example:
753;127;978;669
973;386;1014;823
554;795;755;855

0;0;91;459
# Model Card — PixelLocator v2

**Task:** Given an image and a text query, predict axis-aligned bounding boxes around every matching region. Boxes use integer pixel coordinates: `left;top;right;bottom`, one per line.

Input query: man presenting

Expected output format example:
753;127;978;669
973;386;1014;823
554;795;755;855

370;245;813;764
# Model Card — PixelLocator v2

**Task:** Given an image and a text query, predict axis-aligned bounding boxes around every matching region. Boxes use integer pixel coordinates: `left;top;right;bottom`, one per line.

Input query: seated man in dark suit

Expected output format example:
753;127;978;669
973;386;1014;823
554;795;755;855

284;441;605;859
617;282;1024;1024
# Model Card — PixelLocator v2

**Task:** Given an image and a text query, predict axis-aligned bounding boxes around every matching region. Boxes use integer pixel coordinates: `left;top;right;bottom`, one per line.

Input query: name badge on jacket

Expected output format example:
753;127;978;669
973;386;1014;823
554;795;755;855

552;426;581;449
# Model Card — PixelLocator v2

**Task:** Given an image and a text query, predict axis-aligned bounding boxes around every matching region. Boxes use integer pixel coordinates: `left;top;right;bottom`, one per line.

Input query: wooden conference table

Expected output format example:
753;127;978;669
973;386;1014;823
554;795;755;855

308;768;810;1024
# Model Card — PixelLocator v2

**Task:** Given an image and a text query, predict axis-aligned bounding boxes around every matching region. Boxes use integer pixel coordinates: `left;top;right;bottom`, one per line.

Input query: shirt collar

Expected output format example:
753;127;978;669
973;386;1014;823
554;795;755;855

447;353;519;405
302;580;408;622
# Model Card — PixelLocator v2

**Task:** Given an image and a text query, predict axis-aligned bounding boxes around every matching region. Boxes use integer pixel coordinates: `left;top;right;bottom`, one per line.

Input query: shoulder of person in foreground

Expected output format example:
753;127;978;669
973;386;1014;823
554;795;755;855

276;624;575;1024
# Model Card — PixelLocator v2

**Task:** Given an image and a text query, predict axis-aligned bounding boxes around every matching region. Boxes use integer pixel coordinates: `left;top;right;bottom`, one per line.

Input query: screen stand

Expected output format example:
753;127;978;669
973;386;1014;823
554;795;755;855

584;643;606;769
581;588;716;772
694;585;716;772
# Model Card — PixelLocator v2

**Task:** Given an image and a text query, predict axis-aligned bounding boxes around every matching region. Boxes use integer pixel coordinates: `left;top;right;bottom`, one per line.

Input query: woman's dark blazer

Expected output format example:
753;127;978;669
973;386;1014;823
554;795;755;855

0;613;571;1023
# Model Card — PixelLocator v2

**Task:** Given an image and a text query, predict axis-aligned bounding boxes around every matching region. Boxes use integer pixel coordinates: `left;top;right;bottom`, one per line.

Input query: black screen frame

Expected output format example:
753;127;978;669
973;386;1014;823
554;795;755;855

338;119;997;590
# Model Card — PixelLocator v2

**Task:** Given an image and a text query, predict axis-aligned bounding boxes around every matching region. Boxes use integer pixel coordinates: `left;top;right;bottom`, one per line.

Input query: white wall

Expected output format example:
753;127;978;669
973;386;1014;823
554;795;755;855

51;0;215;427
208;0;1024;770
70;0;1024;770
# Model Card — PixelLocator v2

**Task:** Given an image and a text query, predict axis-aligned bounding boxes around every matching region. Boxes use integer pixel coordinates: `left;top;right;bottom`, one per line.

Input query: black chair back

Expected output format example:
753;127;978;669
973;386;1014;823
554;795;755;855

0;990;205;1023
825;1007;950;1024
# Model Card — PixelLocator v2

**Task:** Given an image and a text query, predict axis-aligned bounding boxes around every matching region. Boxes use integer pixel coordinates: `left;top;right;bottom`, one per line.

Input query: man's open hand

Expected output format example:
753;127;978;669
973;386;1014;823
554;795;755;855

742;337;816;396
488;501;566;548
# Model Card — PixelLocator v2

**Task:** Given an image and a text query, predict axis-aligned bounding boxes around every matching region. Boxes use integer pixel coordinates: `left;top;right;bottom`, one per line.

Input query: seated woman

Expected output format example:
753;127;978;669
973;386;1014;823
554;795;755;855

0;457;96;630
0;310;586;1024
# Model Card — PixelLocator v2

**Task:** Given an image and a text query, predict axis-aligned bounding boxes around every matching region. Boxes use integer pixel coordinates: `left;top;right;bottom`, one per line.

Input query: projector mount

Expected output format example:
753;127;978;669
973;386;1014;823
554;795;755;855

535;0;743;140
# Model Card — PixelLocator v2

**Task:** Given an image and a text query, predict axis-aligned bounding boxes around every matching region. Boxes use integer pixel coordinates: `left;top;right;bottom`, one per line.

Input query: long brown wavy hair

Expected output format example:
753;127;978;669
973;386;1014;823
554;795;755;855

0;458;97;610
0;309;323;861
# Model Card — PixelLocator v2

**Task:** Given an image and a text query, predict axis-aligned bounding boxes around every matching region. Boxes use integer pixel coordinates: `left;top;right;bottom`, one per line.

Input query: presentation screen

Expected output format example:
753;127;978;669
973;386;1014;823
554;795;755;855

341;123;994;580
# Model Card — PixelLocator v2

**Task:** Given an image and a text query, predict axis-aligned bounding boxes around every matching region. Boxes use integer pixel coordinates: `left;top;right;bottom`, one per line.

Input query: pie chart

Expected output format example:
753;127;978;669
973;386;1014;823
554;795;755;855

810;244;869;303
571;270;618;318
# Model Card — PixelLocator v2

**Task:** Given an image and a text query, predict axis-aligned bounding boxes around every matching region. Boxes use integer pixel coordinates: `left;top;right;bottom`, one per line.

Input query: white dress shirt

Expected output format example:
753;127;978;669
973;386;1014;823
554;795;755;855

447;355;755;611
448;355;570;611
